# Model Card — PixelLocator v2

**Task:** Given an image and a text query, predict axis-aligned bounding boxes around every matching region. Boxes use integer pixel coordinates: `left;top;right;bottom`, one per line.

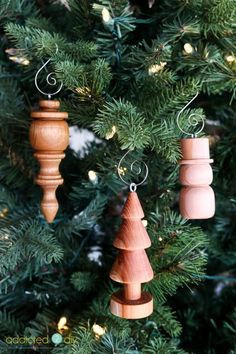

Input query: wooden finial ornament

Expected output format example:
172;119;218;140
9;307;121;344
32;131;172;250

30;100;69;222
179;137;215;219
110;191;154;319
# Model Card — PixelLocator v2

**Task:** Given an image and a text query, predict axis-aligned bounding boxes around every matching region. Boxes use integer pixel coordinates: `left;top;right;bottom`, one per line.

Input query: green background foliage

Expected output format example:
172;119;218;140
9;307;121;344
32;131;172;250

0;0;235;353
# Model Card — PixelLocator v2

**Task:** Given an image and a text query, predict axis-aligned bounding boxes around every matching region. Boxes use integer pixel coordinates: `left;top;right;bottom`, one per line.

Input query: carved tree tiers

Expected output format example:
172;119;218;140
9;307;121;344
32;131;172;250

30;100;69;223
110;250;153;283
110;191;154;319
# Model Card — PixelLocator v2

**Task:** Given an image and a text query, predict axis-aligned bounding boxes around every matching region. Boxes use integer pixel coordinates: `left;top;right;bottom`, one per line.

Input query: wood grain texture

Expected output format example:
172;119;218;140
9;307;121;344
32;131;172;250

180;138;210;159
124;283;141;300
30;100;69;223
179;186;215;219
110;290;153;319
110;250;154;283
122;192;145;219
179;138;215;219
113;219;151;250
109;191;153;319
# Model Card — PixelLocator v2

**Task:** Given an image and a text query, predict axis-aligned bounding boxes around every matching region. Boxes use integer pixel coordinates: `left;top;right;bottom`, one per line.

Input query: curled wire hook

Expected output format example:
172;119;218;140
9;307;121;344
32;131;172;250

117;150;149;192
176;92;205;138
34;44;62;99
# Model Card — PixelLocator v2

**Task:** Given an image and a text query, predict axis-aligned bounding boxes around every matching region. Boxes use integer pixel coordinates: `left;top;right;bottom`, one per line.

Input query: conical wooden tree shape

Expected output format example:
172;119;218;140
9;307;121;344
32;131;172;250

30;100;69;223
113;219;151;250
122;192;144;219
110;250;153;283
110;191;154;319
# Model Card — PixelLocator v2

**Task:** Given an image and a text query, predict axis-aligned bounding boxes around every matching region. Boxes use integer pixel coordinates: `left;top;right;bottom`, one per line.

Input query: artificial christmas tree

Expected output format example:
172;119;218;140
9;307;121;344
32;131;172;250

0;0;235;353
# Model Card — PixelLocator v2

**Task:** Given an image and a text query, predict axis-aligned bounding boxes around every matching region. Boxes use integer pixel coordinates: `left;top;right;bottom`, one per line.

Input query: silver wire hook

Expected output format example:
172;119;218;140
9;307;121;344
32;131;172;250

34;44;63;99
176;92;205;138
117;150;149;191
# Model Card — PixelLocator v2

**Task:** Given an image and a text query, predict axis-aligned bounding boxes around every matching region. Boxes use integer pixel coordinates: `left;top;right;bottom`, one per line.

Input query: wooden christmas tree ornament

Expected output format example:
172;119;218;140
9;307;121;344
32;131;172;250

177;93;215;220
179;137;215;219
30;100;69;223
110;191;154;319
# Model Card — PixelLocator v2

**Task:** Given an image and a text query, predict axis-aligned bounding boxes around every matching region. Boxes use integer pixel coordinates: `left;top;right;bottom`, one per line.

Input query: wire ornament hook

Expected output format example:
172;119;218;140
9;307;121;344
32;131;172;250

117;150;149;192
34;44;62;99
176;92;205;138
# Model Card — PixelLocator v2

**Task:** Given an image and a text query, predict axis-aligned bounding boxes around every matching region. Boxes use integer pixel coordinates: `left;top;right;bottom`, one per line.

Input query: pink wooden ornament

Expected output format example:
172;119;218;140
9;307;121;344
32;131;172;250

179;138;215;219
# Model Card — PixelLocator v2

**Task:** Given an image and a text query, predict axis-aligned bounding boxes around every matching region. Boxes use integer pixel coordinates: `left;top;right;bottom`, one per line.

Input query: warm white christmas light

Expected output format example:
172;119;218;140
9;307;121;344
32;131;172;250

148;62;167;75
142;219;148;227
57;317;69;332
92;323;106;337
225;54;235;63
9;56;30;65
117;166;127;176
105;125;117;140
88;170;98;183
102;7;111;23
183;43;194;54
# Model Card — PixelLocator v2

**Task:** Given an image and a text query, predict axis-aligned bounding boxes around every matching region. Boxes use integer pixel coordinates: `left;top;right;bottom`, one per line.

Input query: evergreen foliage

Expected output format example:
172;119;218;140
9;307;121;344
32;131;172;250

0;0;235;353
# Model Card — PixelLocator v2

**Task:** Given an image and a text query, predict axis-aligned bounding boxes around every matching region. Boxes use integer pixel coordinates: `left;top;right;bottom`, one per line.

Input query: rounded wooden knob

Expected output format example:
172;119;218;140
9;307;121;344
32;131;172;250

39;100;60;110
180;186;215;219
181;138;210;160
30;120;69;151
179;164;213;186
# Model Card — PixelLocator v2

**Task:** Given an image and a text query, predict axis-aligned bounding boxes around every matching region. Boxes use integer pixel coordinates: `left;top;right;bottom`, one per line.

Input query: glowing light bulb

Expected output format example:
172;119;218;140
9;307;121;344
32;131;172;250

57;317;69;332
183;43;194;54
9;56;30;65
118;167;127;176
142;219;148;227
105;125;117;140
102;7;111;23
148;62;167;75
225;55;235;63
88;170;98;183
92;323;106;338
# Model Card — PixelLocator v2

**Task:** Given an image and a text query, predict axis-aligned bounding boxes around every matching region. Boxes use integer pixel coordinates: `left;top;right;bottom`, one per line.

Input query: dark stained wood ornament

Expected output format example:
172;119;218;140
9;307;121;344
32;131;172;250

30;100;69;223
110;191;154;319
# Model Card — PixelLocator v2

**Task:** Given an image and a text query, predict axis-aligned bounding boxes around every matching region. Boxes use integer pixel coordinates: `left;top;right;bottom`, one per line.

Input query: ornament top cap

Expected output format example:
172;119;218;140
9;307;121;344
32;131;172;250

181;137;210;160
122;192;145;219
31;99;68;119
39;100;60;109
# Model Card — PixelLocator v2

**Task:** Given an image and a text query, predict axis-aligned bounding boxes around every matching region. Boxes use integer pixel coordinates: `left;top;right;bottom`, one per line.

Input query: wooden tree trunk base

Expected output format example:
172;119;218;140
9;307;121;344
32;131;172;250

110;290;153;319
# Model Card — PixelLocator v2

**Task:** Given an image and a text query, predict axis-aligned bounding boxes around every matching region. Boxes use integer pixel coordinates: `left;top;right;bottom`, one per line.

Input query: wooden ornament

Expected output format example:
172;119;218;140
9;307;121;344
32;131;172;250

110;191;154;319
30;100;69;223
179;138;215;219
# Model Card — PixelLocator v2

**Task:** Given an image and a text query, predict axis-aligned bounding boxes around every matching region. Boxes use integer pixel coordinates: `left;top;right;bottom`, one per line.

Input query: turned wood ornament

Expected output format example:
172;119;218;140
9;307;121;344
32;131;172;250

30;100;69;223
110;191;153;319
179;138;215;219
